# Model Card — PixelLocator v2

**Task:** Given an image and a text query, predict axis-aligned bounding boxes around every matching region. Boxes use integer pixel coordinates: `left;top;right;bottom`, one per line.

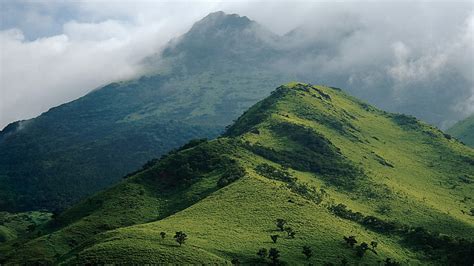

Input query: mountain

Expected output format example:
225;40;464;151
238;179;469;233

2;83;472;265
0;12;290;212
1;11;468;212
448;115;474;147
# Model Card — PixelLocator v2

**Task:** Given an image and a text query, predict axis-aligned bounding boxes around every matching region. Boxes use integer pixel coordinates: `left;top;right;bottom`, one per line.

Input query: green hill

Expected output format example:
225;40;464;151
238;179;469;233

1;83;473;265
448;115;474;147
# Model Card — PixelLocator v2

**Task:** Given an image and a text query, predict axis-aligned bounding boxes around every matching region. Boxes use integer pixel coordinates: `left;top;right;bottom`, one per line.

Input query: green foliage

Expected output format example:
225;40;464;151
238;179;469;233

343;236;357;248
0;211;51;243
174;231;188;246
284;227;295;238
302;245;312;259
270;235;279;243
275;219;286;231
268;248;280;264
447;115;474;147
2;83;473;265
257;248;268;261
355;242;370;257
247;122;365;190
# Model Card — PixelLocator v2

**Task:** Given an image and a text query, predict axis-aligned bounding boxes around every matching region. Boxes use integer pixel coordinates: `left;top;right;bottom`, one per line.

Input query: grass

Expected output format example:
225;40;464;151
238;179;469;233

448;114;474;147
2;83;473;265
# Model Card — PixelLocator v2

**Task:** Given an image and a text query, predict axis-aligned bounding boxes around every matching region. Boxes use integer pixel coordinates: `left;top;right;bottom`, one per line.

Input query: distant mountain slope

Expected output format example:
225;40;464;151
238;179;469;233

0;12;290;211
448;115;474;147
2;83;472;265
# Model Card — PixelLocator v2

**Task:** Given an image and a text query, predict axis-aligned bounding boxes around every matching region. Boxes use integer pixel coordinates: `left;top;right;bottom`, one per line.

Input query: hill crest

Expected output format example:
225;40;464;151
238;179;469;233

2;82;473;265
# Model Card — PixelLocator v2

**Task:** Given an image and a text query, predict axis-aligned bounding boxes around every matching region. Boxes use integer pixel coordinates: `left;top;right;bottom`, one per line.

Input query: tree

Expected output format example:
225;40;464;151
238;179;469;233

370;241;378;254
370;241;378;249
343;235;357;247
276;219;287;231
160;232;166;239
341;258;348;265
302;245;312;260
285;227;295;238
356;242;369;257
384;258;400;266
268;248;280;264
257;248;268;261
271;234;279;243
231;258;240;265
174;231;187;246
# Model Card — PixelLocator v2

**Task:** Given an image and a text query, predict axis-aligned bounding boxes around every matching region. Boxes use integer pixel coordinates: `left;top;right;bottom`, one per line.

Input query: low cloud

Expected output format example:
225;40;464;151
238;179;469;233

0;1;473;129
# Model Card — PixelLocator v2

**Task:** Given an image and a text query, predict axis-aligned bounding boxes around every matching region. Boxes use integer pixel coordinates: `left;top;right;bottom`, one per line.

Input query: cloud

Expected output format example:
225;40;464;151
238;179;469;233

0;1;473;129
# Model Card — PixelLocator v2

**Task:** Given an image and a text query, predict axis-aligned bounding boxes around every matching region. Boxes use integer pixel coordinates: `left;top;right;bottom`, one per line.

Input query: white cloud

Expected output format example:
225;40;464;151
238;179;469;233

0;1;473;129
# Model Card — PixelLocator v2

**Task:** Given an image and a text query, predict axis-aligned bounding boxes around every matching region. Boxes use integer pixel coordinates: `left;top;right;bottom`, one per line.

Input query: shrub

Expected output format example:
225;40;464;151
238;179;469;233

356;242;369;257
384;258;401;266
160;232;166;239
302;245;312;260
371;241;378;250
271;234;279;243
285;227;295;238
257;248;268;261
276;218;287;231
268;248;280;264
174;231;187;246
343;235;357;247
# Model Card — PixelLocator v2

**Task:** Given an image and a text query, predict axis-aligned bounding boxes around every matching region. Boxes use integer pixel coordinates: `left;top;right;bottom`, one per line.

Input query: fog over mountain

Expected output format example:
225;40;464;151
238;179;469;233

1;1;473;129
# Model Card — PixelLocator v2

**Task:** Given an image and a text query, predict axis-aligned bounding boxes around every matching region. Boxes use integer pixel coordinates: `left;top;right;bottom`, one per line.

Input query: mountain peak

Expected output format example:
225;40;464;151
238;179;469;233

189;11;253;33
160;11;279;71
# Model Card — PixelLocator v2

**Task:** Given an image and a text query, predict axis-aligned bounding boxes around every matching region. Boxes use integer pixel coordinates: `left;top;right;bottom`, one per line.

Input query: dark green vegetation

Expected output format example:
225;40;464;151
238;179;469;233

448;115;474;147
1;83;473;264
0;211;51;243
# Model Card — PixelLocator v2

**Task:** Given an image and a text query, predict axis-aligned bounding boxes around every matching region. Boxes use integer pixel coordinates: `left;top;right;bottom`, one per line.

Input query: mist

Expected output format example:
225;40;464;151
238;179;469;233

1;0;473;129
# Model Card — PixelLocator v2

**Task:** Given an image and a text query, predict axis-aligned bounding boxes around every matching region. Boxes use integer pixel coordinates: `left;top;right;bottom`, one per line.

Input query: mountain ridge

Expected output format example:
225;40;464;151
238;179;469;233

2;82;472;265
448;114;474;147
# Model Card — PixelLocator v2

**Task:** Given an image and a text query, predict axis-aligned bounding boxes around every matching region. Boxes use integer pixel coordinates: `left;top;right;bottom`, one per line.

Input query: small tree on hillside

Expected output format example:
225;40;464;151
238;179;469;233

257;248;268;261
284;227;296;238
231;258;240;265
343;235;357;247
302;245;312;260
384;258;401;266
370;241;378;249
268;248;280;264
271;234;279;243
174;231;187;246
356;242;369;257
276;219;287;231
370;241;378;254
160;232;166;239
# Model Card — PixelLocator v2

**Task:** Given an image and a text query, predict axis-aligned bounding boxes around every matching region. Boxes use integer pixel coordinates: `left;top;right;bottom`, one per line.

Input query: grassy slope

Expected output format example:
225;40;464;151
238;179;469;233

0;212;51;243
2;83;473;264
448;115;474;147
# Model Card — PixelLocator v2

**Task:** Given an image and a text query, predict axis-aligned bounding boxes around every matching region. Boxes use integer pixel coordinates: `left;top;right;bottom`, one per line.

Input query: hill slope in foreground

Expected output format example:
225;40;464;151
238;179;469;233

1;83;473;265
448;115;474;148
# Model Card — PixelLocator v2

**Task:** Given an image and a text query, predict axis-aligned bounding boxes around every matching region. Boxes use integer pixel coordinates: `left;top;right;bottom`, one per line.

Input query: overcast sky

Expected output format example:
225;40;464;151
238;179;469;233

0;0;473;129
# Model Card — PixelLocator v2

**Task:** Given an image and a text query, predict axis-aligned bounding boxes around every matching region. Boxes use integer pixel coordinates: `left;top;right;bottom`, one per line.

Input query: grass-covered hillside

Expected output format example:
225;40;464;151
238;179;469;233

1;83;473;265
448;115;474;147
0;211;51;243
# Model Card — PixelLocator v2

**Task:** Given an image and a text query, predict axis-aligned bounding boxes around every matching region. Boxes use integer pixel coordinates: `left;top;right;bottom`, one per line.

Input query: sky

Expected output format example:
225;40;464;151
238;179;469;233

0;0;473;129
